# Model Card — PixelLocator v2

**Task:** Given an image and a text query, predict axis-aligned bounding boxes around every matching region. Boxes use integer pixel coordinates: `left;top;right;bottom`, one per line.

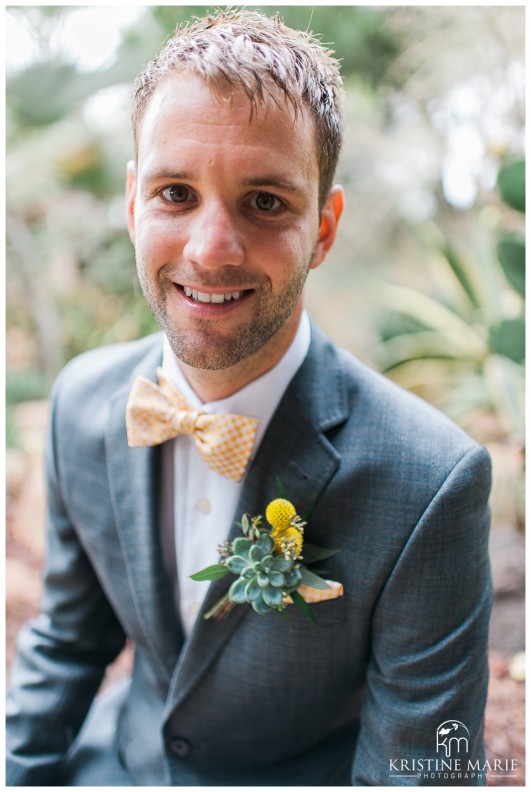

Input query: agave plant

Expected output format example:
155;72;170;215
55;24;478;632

371;160;524;443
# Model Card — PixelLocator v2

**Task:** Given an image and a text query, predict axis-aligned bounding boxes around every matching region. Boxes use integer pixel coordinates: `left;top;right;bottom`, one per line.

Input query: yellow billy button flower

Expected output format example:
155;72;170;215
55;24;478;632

265;498;296;531
272;525;304;559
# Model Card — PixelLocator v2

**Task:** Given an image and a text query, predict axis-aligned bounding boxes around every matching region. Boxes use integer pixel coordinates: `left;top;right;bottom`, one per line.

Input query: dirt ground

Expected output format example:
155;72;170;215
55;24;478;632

6;401;525;786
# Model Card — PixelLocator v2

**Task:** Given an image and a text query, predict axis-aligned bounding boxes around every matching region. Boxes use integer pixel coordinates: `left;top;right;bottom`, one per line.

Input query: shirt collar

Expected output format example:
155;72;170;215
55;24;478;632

162;311;311;454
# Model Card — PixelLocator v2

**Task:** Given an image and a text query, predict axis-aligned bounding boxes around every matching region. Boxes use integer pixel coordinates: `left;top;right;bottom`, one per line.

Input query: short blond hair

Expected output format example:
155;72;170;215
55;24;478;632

132;8;343;210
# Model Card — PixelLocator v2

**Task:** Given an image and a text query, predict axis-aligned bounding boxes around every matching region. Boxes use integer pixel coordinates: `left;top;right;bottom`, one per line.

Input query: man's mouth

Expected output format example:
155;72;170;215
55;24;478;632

179;285;251;304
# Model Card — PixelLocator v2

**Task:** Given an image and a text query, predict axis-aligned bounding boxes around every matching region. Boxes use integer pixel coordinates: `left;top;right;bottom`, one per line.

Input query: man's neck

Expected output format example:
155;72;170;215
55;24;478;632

176;308;303;403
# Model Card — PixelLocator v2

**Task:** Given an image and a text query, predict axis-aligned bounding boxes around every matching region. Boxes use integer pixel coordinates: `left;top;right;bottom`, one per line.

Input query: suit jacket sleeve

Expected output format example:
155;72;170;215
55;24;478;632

6;380;126;786
351;444;492;786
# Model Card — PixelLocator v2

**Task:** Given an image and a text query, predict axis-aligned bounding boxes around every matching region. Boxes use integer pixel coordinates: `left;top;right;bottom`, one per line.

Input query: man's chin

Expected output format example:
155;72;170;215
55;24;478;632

166;335;258;372
175;353;239;372
162;313;291;373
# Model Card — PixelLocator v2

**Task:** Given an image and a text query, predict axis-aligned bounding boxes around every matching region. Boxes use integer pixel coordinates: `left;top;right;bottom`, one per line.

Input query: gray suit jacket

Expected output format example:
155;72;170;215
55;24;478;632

6;325;492;786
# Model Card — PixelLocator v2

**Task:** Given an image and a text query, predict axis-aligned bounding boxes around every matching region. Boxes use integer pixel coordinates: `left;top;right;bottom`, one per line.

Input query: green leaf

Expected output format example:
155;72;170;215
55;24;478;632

244;578;261;602
284;568;303;587
229;577;248;605
276;476;288;498
302;495;318;521
252;597;272;615
226;555;250;574
256;532;274;555
376;285;485;358
249;545;265;563
497;236;525;297
299;567;331;590
483;355;524;438
489;318;525;363
441;243;481;309
268;571;286;588
372;332;474;372
232;537;252;556
498;160;525;213
291;590;318;625
263;586;284;607
190;564;228;582
269;555;292;572
302;543;341;564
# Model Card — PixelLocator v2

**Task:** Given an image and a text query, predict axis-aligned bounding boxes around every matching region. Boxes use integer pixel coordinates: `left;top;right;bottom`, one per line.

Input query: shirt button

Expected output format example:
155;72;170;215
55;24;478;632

196;498;212;515
189;601;201;616
169;737;191;758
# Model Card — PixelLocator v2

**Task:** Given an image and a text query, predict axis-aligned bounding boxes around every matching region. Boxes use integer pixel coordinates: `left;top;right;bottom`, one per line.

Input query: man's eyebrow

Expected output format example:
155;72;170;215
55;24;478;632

141;169;192;183
242;175;304;194
140;169;305;195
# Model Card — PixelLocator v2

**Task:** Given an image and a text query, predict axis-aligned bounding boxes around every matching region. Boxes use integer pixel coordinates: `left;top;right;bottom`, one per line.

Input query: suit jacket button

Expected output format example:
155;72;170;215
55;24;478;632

169;737;191;758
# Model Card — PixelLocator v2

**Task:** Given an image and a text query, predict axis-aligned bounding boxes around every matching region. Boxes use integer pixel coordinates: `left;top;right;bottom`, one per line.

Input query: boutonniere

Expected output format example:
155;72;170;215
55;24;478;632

190;497;343;623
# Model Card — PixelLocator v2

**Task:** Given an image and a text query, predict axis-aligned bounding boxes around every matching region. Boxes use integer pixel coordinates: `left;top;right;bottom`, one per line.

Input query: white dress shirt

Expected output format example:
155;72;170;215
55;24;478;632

161;311;311;636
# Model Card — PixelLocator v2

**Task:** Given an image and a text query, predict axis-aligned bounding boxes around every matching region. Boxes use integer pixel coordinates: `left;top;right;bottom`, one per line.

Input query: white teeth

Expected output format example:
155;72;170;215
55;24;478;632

182;286;245;303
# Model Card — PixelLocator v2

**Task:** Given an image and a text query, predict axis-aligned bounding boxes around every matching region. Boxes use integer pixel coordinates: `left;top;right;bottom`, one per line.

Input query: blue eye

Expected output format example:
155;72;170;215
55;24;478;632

162;185;190;203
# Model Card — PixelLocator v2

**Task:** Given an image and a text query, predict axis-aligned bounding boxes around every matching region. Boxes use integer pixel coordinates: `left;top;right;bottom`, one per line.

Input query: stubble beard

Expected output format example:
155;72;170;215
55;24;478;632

136;256;313;371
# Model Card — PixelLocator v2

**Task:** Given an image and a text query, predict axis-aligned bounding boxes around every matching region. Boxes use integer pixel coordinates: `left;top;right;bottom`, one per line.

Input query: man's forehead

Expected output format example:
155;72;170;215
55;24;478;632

136;70;319;180
140;69;307;136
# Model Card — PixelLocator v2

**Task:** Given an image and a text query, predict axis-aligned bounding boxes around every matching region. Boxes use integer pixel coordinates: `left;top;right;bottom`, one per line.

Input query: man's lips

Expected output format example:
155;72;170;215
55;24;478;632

175;283;253;305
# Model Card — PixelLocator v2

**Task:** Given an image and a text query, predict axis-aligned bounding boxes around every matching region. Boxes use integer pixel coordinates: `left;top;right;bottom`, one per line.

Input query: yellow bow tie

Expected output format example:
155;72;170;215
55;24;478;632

126;368;259;482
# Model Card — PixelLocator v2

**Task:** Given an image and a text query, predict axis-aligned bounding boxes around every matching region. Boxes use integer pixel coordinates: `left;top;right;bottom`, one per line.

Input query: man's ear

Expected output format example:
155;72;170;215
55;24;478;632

126;160;137;245
310;185;344;270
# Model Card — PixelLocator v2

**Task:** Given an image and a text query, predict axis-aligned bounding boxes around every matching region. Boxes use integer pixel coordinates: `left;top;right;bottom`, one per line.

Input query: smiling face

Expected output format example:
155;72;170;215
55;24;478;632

127;71;342;387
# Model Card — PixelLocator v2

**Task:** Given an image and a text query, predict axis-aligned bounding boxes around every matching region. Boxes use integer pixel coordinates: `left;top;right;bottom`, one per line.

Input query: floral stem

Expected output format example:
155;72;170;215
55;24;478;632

203;592;235;621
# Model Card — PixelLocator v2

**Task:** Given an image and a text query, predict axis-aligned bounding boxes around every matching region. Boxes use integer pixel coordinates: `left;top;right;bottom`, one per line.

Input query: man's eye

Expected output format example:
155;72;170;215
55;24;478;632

161;185;191;203
252;192;282;212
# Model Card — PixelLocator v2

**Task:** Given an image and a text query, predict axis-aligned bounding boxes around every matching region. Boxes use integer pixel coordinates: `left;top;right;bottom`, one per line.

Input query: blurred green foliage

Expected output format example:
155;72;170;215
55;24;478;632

6;6;525;469
6;4;406;401
373;160;525;442
151;6;401;86
498;161;525;214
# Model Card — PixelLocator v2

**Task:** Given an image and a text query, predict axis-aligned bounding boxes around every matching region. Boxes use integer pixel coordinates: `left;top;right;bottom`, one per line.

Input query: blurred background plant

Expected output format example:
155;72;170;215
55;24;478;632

370;160;525;528
5;6;525;780
7;4;523;527
372;161;524;436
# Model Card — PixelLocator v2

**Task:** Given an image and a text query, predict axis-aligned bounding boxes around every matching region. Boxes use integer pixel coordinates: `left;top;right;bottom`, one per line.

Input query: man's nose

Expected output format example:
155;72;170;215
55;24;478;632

183;200;245;269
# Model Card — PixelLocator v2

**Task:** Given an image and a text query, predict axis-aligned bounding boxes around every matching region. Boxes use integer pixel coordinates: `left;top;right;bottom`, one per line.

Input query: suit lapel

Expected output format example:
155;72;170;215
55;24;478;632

105;337;183;682
164;325;350;715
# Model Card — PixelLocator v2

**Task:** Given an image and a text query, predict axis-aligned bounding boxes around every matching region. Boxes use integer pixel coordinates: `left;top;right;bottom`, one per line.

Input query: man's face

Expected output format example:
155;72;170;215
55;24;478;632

127;71;334;372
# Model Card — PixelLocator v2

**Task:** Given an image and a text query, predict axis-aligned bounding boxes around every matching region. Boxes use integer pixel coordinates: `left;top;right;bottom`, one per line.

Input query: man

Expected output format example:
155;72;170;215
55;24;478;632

6;9;491;786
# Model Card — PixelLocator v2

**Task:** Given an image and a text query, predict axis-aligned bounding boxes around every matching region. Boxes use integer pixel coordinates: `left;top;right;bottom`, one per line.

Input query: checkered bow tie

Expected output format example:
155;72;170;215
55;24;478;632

126;368;258;482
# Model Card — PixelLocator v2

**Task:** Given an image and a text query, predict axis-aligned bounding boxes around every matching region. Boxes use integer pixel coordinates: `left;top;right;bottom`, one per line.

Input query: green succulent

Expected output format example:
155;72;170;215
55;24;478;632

225;532;303;614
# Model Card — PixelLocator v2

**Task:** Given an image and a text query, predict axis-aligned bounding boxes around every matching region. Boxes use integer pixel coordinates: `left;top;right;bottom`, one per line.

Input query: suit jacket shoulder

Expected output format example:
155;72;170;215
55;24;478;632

295;323;485;486
53;332;163;405
48;333;163;445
